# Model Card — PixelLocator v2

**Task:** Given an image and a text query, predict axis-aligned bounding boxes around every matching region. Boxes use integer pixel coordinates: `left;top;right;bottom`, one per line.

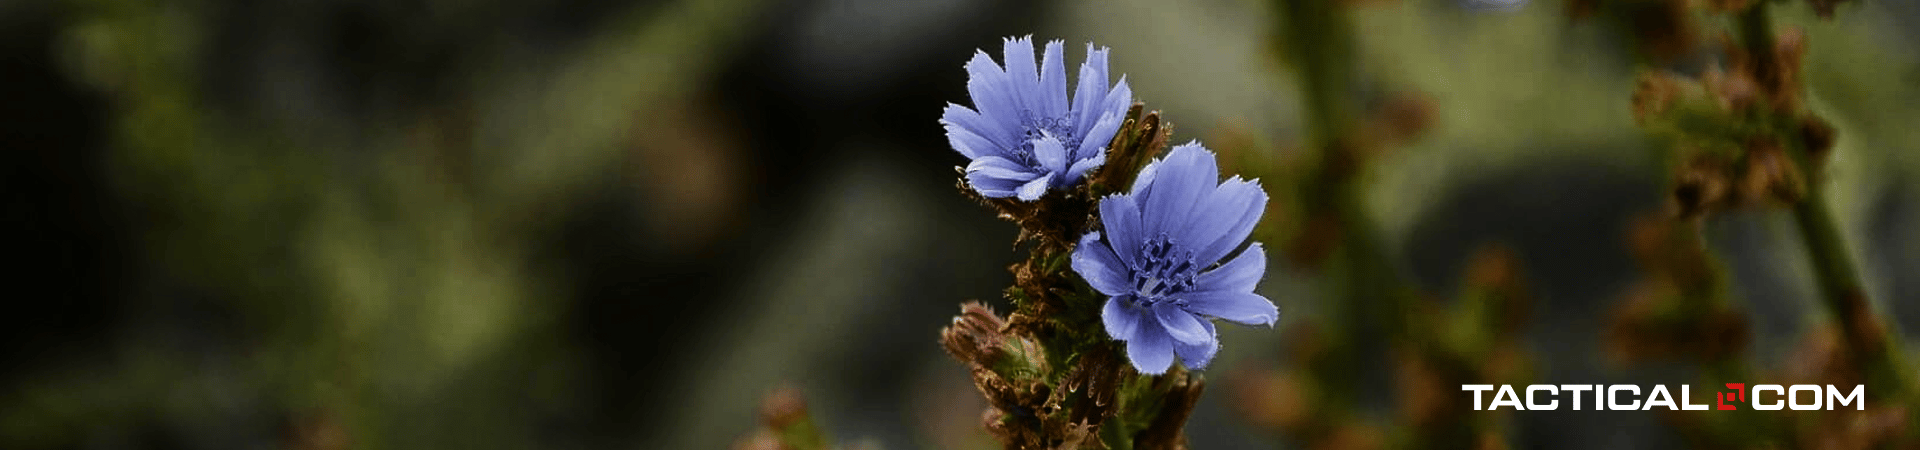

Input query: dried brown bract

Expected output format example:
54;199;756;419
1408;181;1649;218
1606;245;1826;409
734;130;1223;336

1086;104;1171;197
1665;138;1805;217
1765;27;1807;113
1608;216;1747;363
1631;71;1688;125
959;181;1097;254
735;386;834;450
1131;371;1205;450
1627;0;1701;64
1701;67;1759;112
941;302;1062;448
941;302;1023;369
1738;138;1805;205
1054;346;1128;426
1670;154;1736;219
1799;115;1837;163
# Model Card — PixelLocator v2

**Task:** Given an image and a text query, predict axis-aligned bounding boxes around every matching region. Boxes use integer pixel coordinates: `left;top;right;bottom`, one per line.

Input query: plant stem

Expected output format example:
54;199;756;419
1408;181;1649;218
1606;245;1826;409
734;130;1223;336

1278;0;1425;415
1279;0;1359;409
1789;185;1904;385
1735;2;1908;398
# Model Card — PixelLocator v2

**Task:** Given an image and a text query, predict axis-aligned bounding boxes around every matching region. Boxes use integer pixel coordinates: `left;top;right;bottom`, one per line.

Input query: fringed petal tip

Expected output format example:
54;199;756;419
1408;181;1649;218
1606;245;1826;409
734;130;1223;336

1174;320;1220;369
1187;290;1279;327
1013;173;1052;201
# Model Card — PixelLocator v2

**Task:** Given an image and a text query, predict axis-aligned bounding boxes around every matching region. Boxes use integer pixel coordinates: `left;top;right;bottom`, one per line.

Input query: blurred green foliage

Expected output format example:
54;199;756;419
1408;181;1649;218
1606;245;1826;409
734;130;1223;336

4;0;1919;448
5;0;762;448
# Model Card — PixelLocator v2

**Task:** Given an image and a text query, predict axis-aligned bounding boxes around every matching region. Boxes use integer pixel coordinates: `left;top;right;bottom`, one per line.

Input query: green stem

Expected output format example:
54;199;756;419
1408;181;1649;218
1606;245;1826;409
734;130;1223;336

1280;0;1356;145
1788;187;1901;385
1279;0;1360;409
1735;2;1908;398
1277;0;1418;321
1278;0;1425;422
1734;2;1776;86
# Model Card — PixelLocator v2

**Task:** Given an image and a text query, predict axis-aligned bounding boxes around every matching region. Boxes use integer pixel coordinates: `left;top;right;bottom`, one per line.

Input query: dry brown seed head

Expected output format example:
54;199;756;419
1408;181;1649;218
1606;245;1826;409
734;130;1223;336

760;386;811;429
1709;69;1759;111
1671;155;1734;218
1799;116;1837;163
940;302;1011;365
1739;139;1805;205
1632;72;1686;124
1627;0;1700;63
1767;27;1809;113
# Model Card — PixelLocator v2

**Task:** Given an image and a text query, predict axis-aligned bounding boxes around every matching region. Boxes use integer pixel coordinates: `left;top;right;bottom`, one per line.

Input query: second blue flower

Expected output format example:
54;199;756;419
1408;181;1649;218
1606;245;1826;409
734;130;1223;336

1071;142;1279;375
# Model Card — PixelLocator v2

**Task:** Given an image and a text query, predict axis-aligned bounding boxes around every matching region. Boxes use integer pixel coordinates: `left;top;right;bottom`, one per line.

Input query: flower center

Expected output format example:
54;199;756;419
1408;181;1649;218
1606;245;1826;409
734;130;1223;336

1013;110;1081;166
1131;233;1199;305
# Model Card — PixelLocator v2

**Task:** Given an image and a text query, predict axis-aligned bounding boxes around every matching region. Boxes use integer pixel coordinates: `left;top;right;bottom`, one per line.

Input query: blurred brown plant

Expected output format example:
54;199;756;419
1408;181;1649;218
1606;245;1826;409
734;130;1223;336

734;386;833;450
1605;215;1748;363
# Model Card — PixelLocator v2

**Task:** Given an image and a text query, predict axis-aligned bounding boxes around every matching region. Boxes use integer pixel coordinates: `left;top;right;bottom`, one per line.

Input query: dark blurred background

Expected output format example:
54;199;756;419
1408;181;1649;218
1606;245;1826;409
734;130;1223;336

2;0;1917;448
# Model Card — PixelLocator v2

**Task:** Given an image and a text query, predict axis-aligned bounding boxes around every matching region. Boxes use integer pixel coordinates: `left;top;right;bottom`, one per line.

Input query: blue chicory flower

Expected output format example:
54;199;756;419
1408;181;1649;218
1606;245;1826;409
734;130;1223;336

1070;142;1278;374
941;36;1135;201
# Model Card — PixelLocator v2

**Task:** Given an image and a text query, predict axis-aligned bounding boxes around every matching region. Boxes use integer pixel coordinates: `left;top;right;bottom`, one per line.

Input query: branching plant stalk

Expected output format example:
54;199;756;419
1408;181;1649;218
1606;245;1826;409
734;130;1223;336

1736;2;1910;399
1277;0;1424;416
